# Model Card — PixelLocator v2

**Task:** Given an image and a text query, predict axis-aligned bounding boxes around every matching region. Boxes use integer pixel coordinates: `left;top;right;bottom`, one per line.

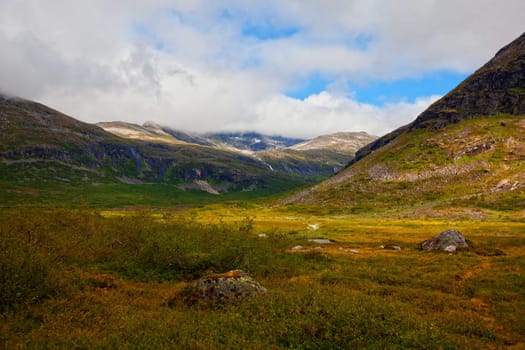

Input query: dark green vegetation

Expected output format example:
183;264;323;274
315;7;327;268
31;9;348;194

1;209;524;348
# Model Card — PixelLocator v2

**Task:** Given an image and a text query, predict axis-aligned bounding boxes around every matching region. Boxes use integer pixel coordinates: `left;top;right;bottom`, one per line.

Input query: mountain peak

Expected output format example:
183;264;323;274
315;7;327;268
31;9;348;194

353;32;525;163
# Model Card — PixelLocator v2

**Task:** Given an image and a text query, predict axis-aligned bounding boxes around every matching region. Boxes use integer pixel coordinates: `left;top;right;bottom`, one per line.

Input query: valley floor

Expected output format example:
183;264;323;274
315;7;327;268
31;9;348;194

1;205;524;349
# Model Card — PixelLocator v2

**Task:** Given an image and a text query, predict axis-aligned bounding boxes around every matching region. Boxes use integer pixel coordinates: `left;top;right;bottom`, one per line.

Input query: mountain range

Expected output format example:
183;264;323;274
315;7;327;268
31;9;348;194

1;31;523;214
0;95;375;205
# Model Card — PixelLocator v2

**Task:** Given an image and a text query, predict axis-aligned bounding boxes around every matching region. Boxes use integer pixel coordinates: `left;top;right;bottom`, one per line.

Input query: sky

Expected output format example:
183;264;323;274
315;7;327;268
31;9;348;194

0;1;523;138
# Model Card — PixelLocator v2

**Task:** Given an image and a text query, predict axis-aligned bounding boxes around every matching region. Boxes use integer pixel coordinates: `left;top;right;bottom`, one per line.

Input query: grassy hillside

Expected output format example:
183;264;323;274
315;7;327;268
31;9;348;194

286;115;525;217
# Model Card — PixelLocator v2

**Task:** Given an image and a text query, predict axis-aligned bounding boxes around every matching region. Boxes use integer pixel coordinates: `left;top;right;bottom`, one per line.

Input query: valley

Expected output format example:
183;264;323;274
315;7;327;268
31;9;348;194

0;15;524;350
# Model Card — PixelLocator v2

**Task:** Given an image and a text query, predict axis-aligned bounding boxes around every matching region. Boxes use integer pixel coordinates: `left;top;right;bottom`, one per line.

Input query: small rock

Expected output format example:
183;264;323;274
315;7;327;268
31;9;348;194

195;270;267;302
291;245;304;251
258;233;268;238
314;246;323;250
309;239;333;244
383;245;402;251
349;249;359;254
338;246;344;251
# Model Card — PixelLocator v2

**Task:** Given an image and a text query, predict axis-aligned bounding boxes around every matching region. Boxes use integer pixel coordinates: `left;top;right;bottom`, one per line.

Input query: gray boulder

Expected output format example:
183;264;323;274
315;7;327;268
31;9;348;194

421;229;469;252
195;270;267;301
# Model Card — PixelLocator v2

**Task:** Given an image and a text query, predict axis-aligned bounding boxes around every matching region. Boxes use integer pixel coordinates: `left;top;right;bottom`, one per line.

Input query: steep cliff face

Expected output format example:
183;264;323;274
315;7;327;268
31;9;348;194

353;32;525;164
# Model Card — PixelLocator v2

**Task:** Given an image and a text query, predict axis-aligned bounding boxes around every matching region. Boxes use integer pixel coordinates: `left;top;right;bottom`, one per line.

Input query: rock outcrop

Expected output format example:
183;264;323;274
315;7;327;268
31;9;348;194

194;270;267;301
421;229;469;252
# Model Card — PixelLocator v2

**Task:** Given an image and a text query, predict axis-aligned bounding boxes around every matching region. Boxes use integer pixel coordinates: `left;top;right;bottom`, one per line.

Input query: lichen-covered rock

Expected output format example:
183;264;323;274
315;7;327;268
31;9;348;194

195;270;267;301
421;229;469;251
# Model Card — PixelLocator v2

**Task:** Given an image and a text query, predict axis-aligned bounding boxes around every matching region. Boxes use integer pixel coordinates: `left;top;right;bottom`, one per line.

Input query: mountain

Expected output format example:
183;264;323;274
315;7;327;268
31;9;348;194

0;93;377;206
353;32;525;164
289;132;376;154
286;32;525;217
0;95;309;204
204;132;305;152
98;123;377;179
96;121;188;146
256;132;377;178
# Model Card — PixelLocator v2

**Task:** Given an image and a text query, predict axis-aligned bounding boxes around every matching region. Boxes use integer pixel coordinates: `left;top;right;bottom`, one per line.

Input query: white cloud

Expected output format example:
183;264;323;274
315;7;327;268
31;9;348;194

0;1;523;138
241;93;441;138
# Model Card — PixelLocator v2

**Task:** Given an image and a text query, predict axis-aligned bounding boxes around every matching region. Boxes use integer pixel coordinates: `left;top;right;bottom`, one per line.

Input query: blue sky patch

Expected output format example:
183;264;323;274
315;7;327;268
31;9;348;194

242;23;300;40
285;73;333;100
349;70;470;105
286;70;470;105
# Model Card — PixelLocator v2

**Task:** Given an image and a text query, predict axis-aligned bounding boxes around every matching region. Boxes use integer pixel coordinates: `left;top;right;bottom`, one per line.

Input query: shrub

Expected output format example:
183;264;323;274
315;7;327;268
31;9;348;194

0;220;58;310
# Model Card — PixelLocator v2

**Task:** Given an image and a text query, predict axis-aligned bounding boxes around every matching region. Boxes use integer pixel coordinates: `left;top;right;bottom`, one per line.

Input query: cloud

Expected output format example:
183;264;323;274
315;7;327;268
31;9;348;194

242;93;441;138
0;1;523;138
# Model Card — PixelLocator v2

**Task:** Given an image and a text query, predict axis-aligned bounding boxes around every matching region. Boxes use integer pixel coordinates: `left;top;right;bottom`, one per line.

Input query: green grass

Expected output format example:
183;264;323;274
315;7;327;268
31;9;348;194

1;207;524;348
0;168;309;209
289;115;525;218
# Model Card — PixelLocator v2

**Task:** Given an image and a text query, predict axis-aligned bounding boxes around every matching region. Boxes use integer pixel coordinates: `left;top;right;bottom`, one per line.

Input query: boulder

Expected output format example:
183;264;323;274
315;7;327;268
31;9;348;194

195;270;267;301
421;229;469;252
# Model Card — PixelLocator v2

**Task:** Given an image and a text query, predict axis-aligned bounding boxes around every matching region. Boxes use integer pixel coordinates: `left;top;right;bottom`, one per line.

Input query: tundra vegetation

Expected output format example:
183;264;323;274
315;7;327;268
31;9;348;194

1;204;524;349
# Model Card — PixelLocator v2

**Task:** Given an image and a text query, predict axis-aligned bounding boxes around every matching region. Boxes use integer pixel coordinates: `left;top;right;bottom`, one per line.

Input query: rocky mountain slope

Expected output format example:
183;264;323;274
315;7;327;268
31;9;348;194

353;32;525;165
286;32;525;217
96;121;188;146
97;122;376;179
0;96;305;197
0;93;375;204
289;132;376;154
205;132;304;152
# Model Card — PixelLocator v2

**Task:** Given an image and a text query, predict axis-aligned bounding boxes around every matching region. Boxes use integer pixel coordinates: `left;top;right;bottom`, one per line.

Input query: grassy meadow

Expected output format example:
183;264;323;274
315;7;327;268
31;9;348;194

1;204;524;349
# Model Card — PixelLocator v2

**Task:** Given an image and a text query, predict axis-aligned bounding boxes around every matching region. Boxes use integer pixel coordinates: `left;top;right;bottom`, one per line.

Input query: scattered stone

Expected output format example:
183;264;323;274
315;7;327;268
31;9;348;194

308;238;333;244
194;270;267;302
421;229;469;252
349;249;359;254
382;245;402;251
291;245;304;251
